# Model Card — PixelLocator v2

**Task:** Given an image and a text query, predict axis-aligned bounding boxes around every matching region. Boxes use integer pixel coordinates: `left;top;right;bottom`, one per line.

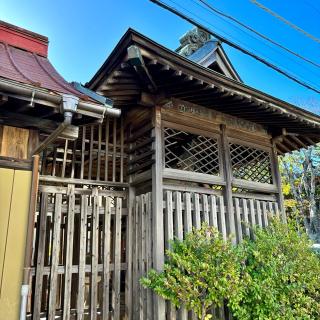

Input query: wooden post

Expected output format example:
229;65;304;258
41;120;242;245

126;124;135;320
63;184;75;320
220;125;236;242
271;141;286;222
126;185;134;320
151;106;165;319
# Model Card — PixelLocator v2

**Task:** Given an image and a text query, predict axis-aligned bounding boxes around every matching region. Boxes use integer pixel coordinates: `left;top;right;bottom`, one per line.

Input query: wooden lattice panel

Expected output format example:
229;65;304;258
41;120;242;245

229;143;273;184
164;127;220;175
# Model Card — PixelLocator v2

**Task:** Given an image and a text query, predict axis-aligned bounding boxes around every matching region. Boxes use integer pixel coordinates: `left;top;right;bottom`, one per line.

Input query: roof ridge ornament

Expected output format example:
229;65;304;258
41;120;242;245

176;27;211;57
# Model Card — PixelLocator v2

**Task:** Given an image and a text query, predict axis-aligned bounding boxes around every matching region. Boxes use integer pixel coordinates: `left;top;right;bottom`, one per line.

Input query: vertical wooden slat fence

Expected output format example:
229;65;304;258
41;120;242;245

40;116;126;184
133;189;279;320
132;193;153;320
30;185;128;319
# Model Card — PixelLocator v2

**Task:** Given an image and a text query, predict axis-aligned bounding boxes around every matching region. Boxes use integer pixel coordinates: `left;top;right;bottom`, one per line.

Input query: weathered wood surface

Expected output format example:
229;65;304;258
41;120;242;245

133;188;279;320
41;116;127;184
151;106;166;319
30;97;286;320
0;125;30;159
30;185;128;319
133;192;153;320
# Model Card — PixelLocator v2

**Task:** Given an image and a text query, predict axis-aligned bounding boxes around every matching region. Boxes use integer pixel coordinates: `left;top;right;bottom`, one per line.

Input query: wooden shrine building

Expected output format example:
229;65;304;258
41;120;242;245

1;23;320;320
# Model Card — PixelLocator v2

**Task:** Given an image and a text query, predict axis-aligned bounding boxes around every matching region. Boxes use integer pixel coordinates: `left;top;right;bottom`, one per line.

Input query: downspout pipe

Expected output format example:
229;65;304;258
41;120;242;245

32;94;79;155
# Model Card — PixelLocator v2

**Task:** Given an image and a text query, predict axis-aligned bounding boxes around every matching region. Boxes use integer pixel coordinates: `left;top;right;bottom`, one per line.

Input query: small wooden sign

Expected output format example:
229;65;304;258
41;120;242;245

162;98;267;134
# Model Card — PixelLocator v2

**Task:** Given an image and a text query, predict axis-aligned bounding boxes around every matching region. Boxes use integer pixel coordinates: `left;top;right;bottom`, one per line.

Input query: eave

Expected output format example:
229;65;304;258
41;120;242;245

87;28;320;154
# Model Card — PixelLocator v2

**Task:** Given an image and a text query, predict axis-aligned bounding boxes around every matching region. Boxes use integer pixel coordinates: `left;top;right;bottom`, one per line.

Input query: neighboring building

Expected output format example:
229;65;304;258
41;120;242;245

0;21;119;319
0;22;320;319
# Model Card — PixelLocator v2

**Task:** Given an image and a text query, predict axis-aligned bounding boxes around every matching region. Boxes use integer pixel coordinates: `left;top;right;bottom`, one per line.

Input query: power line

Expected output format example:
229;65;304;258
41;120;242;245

159;0;320;90
189;0;320;80
182;0;320;86
196;0;320;69
149;0;320;94
301;0;320;17
161;0;320;90
250;0;320;45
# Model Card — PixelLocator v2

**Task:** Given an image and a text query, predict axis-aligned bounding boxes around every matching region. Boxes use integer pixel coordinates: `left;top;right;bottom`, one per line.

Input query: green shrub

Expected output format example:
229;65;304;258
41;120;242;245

140;225;243;320
141;219;320;319
231;219;320;320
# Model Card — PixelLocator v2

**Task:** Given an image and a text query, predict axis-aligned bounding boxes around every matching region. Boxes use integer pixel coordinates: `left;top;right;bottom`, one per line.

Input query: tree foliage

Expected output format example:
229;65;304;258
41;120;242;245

279;99;320;240
280;146;320;240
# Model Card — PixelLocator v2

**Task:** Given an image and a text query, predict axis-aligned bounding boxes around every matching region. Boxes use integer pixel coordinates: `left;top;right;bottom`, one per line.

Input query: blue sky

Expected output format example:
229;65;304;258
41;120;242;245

1;0;320;111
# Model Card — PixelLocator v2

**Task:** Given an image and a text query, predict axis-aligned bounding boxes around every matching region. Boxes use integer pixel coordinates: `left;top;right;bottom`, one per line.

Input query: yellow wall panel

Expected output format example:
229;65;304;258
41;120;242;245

0;168;15;293
0;169;31;320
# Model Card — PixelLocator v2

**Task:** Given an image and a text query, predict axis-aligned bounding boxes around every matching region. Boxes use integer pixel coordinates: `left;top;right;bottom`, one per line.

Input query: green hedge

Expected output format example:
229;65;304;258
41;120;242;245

141;219;320;320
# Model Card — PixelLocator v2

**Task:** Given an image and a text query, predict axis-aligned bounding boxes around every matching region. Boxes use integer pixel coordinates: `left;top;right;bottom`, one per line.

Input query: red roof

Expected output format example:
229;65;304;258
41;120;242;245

0;20;87;99
0;20;48;57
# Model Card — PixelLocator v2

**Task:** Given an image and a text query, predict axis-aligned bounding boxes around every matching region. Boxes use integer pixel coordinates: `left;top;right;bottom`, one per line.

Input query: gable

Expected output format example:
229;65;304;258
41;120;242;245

176;28;241;81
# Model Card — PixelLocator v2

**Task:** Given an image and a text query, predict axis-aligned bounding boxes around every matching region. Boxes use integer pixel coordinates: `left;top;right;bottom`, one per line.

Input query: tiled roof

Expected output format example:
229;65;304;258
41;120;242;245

0;42;87;98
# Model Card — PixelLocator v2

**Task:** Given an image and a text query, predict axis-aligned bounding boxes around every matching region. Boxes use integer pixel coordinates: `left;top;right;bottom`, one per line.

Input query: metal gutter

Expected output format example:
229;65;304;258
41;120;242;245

0;77;121;119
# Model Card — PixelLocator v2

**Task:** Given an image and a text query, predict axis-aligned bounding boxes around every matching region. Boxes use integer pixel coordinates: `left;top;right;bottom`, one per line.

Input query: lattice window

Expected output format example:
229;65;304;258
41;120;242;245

164;127;220;175
230;143;273;184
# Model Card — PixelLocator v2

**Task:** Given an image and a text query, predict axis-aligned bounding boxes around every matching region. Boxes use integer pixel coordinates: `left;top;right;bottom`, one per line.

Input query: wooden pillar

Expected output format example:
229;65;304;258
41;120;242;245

220;125;236;242
126;124;135;320
151;106;165;319
271;141;286;222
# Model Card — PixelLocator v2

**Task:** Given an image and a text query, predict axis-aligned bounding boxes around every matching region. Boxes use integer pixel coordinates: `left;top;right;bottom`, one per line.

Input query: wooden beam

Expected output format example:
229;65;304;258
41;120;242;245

303;135;317;146
290;135;308;149
170;84;216;99
276;141;291;154
112;70;136;79
282;136;300;150
163;168;225;186
0;110;78;139
99;84;141;91
0;94;8;106
0;156;32;170
104;77;137;85
106;89;140;96
232;178;278;193
127;45;158;93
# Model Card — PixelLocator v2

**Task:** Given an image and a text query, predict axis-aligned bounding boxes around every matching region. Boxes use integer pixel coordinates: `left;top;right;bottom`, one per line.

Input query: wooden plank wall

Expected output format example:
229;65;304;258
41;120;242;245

133;189;279;320
30;184;128;320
